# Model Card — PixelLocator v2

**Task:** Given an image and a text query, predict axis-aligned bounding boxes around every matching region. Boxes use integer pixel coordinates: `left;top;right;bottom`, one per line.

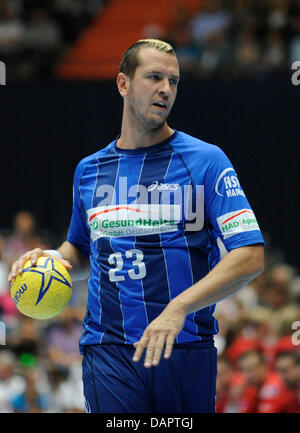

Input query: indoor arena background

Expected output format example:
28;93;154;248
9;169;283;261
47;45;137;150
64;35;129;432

0;0;299;413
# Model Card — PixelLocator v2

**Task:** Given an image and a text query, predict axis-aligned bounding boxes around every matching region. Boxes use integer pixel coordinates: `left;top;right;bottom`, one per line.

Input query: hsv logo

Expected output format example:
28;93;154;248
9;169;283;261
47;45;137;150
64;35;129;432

217;209;260;239
215;168;245;198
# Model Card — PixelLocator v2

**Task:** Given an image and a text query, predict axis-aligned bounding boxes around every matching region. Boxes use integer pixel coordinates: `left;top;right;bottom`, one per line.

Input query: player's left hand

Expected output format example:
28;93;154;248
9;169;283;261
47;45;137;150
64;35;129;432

132;302;186;368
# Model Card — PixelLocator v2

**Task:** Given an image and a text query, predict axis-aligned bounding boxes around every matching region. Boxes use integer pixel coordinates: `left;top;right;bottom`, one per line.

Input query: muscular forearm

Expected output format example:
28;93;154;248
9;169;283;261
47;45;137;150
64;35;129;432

57;241;81;266
57;241;90;280
132;246;264;368
170;245;264;315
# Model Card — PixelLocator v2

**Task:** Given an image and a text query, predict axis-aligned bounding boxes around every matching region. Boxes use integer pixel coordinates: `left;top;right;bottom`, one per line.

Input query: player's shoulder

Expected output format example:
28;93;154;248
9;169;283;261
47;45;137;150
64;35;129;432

74;140;115;178
172;130;225;159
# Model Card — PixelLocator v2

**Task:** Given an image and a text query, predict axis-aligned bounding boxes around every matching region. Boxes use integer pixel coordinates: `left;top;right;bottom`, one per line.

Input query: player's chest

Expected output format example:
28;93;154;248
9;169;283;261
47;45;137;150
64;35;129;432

80;154;205;239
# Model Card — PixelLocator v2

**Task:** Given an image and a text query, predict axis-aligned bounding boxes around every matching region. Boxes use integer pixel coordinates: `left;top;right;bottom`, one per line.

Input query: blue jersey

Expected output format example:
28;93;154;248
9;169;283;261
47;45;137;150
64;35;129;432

67;130;264;353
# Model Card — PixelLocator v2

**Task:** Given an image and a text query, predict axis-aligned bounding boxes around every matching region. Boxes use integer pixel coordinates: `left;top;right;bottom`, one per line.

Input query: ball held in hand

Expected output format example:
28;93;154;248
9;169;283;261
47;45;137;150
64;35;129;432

10;256;72;320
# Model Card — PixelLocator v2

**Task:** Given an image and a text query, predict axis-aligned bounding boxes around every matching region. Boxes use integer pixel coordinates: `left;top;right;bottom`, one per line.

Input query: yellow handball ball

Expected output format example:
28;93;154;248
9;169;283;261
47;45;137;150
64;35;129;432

11;256;72;320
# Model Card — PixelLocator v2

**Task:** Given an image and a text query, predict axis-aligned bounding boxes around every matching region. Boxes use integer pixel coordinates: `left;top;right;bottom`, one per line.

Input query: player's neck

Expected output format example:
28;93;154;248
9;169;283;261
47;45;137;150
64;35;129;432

117;122;174;150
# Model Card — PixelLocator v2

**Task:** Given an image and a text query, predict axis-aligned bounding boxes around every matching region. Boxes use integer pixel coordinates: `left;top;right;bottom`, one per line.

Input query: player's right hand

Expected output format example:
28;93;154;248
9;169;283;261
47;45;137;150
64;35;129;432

8;248;72;283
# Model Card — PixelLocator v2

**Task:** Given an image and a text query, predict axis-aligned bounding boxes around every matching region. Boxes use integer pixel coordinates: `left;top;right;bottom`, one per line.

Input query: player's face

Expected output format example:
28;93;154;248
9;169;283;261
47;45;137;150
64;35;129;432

126;48;180;131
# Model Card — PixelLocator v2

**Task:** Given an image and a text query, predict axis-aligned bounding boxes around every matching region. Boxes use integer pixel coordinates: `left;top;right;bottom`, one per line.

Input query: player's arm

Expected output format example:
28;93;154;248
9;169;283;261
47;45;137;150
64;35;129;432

8;241;89;283
169;244;264;314
133;244;264;367
57;241;88;270
134;145;265;367
57;241;90;280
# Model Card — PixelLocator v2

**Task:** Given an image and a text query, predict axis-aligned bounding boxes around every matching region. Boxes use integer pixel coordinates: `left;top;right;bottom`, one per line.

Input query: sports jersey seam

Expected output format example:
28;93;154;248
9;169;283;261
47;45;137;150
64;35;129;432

93;156;104;344
168;144;213;233
168;146;203;341
113;133;176;158
133;154;149;331
169;141;217;226
93;152;121;344
90;348;100;412
109;237;127;344
209;347;217;412
76;170;90;257
108;156;127;344
77;146;118;250
171;143;217;321
168;143;214;232
183;178;202;341
159;151;175;343
182;178;201;341
168;144;196;188
78;143;117;200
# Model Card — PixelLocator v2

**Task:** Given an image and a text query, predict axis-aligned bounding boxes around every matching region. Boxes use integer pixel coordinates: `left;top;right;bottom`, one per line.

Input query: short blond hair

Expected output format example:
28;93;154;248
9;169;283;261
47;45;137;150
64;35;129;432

119;39;176;78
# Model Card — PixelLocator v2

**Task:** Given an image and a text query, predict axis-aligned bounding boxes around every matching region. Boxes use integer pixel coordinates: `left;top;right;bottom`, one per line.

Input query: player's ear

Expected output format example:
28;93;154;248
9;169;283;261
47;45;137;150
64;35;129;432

117;72;130;97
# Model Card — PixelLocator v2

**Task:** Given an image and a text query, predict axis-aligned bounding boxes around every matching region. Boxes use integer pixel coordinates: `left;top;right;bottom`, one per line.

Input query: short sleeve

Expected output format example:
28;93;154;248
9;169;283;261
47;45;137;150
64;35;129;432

67;160;91;258
203;146;265;252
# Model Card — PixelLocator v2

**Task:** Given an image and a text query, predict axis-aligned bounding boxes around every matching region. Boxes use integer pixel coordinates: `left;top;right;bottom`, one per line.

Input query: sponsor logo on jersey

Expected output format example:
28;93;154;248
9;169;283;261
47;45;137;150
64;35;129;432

147;181;180;192
94;178;204;232
87;204;181;240
217;209;260;239
215;167;245;198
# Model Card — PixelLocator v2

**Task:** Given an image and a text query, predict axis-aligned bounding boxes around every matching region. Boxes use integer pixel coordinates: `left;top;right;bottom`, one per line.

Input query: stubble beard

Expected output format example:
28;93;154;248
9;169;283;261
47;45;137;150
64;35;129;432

128;94;168;136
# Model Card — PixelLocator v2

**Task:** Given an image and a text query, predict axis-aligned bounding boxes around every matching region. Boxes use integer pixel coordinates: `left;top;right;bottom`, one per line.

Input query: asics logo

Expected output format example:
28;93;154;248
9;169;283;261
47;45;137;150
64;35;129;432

147;181;179;192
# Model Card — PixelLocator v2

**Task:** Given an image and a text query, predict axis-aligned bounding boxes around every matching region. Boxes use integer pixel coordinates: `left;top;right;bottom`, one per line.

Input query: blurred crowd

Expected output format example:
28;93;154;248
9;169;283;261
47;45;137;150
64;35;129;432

0;0;105;79
147;0;300;79
0;211;299;413
0;211;88;412
1;0;300;80
214;258;300;412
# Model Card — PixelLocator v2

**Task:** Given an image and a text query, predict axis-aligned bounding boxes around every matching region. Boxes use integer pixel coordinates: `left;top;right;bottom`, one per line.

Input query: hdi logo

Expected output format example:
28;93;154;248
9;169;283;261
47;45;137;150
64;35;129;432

0;61;6;85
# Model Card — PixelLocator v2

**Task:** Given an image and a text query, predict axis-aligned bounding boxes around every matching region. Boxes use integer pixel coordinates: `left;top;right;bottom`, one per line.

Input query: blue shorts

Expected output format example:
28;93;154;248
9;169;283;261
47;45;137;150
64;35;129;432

82;342;217;413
